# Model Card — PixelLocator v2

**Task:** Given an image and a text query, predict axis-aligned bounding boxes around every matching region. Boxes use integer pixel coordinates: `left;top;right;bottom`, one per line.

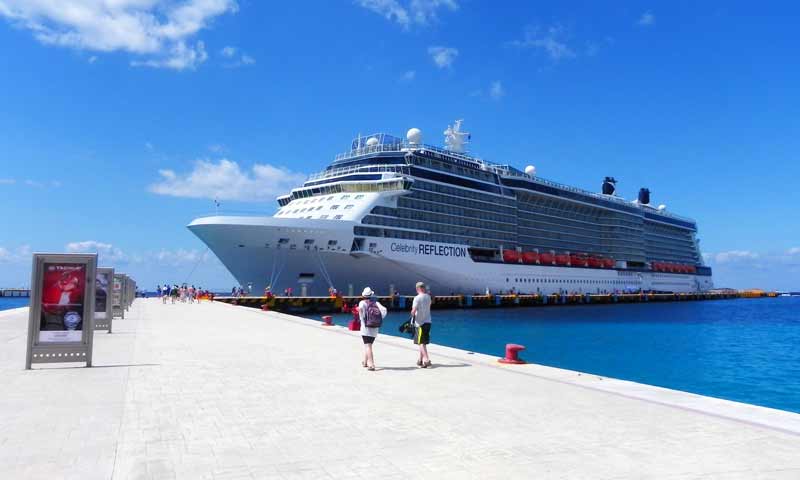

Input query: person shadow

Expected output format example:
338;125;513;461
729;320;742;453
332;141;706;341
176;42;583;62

377;363;471;371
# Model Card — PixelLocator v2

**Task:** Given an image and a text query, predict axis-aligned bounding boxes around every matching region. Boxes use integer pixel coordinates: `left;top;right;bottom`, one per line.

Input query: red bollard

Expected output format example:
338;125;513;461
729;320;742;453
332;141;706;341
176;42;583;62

321;315;334;327
498;343;526;364
347;306;361;331
261;304;269;311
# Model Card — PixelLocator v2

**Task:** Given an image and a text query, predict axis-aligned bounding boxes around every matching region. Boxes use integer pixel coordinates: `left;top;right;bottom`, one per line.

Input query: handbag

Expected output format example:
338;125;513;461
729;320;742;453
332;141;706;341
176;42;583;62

398;315;415;335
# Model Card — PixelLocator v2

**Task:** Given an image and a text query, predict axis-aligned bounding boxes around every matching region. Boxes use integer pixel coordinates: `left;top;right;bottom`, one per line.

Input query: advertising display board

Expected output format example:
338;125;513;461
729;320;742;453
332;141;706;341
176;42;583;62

94;267;114;332
25;253;97;369
112;273;124;319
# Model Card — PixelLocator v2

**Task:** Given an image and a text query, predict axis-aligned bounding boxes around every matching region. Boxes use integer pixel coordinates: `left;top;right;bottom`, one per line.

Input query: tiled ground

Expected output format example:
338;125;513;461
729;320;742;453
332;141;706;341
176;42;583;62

1;300;799;479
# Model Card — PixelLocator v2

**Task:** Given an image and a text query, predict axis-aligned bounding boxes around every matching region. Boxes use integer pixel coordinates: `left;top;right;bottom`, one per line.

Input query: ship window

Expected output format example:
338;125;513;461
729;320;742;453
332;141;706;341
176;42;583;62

330;205;340;210
328;240;338;246
355;194;365;199
306;216;313;219
316;206;324;211
320;215;329;219
344;205;354;210
334;214;343;219
279;238;289;244
304;239;315;245
341;195;350;200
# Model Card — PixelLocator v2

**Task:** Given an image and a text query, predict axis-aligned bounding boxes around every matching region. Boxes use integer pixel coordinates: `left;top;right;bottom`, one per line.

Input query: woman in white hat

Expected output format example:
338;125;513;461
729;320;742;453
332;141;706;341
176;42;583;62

358;287;387;371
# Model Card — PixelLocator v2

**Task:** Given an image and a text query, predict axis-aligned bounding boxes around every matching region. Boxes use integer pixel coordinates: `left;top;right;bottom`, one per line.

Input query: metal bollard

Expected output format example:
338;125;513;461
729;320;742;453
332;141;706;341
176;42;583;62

498;343;527;364
321;315;334;327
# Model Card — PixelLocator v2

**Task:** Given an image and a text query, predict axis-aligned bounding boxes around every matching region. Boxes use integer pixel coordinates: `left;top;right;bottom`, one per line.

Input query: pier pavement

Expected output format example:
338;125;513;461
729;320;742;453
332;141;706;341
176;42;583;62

1;300;800;479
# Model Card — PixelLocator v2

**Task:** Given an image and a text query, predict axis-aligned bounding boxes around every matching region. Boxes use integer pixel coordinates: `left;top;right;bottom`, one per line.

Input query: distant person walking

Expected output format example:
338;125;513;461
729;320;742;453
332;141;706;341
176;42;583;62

161;284;169;304
411;281;432;368
358;287;387;371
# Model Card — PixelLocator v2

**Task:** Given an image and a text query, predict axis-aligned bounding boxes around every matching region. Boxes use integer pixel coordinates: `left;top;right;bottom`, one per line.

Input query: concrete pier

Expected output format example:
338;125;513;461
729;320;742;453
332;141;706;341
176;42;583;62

1;300;799;479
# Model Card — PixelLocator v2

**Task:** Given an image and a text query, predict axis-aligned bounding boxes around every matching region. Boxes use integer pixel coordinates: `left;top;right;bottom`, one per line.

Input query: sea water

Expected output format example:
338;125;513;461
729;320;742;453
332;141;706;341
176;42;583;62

0;297;28;311
321;297;800;413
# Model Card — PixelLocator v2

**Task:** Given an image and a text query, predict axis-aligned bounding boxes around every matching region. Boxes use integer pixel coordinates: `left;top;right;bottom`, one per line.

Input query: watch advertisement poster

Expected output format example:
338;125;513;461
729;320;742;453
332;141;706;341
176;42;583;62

39;263;86;343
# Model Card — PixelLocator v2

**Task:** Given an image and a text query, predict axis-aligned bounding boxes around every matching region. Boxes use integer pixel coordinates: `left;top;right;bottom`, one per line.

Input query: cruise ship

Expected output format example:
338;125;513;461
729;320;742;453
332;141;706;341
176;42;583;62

189;121;713;296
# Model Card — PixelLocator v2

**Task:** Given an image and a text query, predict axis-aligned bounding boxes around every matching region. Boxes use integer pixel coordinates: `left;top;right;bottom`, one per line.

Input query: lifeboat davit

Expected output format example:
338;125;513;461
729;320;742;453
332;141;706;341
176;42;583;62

539;253;555;265
503;249;520;263
555;254;570;266
521;252;539;264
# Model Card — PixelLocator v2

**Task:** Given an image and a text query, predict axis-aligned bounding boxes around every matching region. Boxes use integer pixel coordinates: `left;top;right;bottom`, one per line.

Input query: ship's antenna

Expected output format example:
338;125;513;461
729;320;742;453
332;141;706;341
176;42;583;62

444;119;470;153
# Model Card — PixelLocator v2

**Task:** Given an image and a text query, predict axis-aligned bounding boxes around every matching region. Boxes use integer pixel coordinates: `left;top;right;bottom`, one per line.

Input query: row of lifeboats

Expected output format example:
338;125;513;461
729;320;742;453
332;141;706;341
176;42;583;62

652;262;696;273
502;250;615;268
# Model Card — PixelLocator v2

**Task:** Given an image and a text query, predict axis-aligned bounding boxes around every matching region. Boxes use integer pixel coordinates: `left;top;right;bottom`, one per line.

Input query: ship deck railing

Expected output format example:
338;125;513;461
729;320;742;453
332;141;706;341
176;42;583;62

317;141;696;224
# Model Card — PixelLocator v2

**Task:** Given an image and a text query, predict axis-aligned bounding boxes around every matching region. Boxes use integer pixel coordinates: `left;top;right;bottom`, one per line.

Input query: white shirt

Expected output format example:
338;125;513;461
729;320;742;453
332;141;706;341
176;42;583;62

358;298;387;338
412;293;432;325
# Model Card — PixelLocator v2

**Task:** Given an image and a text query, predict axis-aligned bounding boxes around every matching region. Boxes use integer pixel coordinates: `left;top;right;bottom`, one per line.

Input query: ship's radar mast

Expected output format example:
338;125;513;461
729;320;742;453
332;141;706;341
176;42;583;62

444;119;470;153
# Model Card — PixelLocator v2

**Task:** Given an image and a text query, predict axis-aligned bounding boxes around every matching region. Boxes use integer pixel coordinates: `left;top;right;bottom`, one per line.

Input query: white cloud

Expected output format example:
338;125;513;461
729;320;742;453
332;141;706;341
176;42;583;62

0;245;27;264
66;240;128;263
0;0;238;70
509;24;575;61
145;141;154;150
153;248;210;266
707;250;760;264
401;70;415;81
489;80;505;100
638;11;655;27
148;158;306;201
130;40;208;70
428;46;458;68
88;55;98;63
0;178;15;184
788;247;800;256
356;0;457;28
220;46;254;67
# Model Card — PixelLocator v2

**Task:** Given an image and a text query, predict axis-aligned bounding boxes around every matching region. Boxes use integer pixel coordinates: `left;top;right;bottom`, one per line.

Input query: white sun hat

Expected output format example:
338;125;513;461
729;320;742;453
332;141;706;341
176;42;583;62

362;287;375;297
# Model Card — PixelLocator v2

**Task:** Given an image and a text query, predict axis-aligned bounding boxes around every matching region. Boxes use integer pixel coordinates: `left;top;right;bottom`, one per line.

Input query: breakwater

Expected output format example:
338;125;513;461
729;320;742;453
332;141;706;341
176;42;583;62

216;290;742;314
0;288;30;297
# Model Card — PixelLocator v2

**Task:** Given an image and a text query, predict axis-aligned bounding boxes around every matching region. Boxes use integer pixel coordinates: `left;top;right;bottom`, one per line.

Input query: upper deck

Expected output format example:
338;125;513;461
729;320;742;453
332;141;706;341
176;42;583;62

306;132;697;229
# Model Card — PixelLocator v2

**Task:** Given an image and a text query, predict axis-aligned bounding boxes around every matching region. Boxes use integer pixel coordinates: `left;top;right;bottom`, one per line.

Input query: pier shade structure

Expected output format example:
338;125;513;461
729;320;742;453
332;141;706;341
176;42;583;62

2;297;800;478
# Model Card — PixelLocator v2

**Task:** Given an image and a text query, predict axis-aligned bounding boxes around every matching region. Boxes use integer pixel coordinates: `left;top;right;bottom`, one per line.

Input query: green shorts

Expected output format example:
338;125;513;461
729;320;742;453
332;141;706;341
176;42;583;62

413;323;431;345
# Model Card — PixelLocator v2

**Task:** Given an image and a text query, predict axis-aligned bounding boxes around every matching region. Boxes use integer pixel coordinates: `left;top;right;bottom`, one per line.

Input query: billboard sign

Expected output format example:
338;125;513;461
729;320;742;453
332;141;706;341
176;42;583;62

26;253;97;368
94;267;114;332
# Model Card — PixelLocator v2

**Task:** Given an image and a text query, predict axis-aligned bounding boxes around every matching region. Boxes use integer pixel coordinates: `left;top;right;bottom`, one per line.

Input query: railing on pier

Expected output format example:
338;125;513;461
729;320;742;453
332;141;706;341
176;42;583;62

0;289;30;298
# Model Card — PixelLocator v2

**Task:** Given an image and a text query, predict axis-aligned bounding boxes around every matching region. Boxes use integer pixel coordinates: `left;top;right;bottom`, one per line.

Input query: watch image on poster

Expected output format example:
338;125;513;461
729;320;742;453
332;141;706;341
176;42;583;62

39;263;86;343
95;271;109;320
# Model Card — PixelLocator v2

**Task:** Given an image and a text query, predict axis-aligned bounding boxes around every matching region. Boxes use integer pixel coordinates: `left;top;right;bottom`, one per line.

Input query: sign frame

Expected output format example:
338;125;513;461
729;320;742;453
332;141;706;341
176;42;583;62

112;273;125;319
25;253;97;369
94;267;114;333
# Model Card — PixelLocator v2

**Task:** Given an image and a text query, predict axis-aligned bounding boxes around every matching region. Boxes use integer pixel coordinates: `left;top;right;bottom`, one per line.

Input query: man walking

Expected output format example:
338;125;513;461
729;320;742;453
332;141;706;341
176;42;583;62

411;281;432;368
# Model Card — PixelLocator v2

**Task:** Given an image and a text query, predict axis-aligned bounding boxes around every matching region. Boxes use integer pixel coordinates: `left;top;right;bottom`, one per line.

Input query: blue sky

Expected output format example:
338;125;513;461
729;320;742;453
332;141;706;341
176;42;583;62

0;1;798;291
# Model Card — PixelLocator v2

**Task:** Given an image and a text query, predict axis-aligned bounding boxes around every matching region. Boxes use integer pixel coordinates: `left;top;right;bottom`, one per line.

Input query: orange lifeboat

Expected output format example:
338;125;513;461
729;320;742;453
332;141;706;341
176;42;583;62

652;262;661;272
555;254;570;266
603;258;615;268
587;257;601;268
521;252;539;264
503;249;520;263
539;252;555;265
569;254;585;267
688;265;696;274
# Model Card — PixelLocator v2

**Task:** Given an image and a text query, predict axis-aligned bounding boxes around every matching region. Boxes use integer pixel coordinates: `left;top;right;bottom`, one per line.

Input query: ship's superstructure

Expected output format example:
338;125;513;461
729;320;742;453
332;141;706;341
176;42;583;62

189;122;713;296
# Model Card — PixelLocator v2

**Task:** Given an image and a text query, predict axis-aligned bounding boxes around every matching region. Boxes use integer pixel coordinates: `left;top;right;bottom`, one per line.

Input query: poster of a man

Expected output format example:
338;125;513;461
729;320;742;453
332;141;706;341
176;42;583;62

39;263;86;342
95;271;109;320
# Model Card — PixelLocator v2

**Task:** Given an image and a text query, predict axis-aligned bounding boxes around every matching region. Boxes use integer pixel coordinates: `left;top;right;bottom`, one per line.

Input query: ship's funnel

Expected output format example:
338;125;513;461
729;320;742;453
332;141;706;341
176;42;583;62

602;177;617;195
638;188;651;205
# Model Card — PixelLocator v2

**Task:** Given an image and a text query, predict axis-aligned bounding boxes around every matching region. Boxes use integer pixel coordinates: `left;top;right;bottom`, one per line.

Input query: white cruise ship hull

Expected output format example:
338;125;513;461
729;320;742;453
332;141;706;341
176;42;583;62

189;216;713;296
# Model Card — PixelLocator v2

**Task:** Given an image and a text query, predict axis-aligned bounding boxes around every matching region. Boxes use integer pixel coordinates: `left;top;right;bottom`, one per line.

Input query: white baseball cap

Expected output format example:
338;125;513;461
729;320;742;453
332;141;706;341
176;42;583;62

362;287;375;297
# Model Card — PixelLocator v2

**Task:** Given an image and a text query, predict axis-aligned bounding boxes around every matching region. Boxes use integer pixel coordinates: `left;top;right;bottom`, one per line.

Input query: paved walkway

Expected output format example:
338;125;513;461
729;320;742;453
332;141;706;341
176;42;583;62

1;299;800;479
